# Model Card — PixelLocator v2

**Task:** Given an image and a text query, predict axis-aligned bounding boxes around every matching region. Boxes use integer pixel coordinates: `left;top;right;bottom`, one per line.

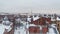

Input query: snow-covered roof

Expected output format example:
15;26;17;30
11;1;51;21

0;24;12;34
48;28;56;34
3;16;8;20
51;24;56;28
2;20;11;25
33;16;40;21
29;24;36;27
15;18;21;23
4;25;12;32
0;24;5;34
27;17;31;22
51;16;56;21
51;19;56;21
48;24;59;34
56;17;60;21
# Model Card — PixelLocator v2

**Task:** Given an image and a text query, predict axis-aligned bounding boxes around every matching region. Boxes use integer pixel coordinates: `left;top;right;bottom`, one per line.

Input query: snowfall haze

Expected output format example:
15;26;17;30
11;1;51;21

0;0;60;14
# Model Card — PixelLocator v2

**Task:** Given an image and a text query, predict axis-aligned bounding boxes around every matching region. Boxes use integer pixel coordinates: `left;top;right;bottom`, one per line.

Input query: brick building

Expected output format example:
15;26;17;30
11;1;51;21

29;16;51;34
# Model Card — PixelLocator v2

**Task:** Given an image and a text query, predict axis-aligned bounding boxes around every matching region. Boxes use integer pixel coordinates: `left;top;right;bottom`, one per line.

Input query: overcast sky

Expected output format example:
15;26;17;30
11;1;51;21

0;0;60;14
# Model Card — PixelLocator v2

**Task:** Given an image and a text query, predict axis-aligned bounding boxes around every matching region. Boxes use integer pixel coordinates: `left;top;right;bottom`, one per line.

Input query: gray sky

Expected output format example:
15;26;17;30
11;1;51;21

0;0;60;14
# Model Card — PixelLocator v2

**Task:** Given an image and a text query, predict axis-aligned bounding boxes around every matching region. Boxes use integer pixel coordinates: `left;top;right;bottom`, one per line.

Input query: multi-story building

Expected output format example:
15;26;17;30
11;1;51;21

0;15;14;34
0;14;59;34
56;16;60;34
29;15;51;34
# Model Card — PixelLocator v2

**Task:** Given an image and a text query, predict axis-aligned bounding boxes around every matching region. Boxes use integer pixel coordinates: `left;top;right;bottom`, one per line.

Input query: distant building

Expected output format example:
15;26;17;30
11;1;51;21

3;16;14;34
29;16;51;34
56;16;60;34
